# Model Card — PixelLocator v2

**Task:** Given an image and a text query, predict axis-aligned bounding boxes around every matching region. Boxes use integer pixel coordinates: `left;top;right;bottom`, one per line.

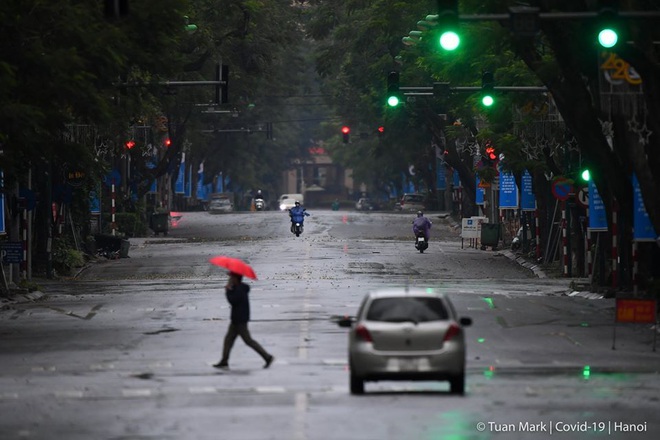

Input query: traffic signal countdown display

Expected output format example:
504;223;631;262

484;141;497;165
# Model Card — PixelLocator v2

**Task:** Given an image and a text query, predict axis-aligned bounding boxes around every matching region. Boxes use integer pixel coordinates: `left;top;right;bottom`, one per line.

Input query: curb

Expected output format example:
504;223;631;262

498;249;548;279
1;290;48;307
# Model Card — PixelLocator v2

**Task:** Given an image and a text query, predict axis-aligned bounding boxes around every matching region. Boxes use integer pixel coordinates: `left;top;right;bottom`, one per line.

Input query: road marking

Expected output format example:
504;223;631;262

293;392;308;440
254;386;286;393
189;387;218;394
55;390;84;398
122;388;152;397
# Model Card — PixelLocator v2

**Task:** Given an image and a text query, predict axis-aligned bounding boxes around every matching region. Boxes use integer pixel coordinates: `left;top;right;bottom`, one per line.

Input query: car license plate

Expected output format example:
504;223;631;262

388;357;429;372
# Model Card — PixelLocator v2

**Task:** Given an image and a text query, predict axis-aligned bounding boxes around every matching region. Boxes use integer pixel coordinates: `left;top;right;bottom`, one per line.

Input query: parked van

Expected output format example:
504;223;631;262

279;193;304;211
398;193;426;211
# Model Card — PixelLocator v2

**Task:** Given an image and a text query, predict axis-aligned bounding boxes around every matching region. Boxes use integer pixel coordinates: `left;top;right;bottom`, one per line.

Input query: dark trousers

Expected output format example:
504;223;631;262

220;322;270;363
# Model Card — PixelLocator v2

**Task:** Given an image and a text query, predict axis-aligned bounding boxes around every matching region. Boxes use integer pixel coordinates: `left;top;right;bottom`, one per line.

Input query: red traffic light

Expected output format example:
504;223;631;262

125;140;135;149
377;126;384;133
341;126;350;134
486;147;496;160
164;138;172;147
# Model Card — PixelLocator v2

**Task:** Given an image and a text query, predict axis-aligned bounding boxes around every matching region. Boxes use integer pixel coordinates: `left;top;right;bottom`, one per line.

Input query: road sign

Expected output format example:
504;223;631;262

551;177;574;201
576;186;589;208
1;241;23;264
616;299;657;324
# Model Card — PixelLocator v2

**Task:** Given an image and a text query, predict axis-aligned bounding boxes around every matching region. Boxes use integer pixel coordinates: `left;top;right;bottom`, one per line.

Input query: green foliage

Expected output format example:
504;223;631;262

52;238;86;275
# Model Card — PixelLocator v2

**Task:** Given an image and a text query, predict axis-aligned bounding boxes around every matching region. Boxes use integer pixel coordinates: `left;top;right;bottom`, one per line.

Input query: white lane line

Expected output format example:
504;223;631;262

55;390;84;398
254;386;286;393
189;387;218;394
122;388;153;397
293;392;308;440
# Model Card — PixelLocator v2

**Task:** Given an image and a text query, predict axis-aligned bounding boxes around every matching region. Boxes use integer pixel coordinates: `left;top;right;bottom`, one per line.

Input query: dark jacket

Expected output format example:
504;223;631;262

226;282;251;323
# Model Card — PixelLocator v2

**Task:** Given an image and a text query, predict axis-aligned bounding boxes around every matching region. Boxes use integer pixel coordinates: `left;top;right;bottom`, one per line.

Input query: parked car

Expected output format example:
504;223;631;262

279;193;304;211
337;288;472;395
208;198;233;214
398;193;426;211
355;198;374;211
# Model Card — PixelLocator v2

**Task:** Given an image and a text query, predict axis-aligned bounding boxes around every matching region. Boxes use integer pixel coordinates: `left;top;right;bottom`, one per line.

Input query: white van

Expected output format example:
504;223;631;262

279;193;304;211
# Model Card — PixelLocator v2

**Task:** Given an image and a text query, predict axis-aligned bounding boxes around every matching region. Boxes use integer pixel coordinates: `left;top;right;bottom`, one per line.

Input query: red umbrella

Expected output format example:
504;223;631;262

209;256;258;280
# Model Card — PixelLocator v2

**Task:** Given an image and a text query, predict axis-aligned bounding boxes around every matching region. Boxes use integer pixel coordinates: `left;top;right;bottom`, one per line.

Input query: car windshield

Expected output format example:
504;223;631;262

365;297;449;323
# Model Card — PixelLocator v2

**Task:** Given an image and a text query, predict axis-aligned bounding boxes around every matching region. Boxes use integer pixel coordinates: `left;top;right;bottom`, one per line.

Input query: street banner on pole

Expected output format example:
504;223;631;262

185;164;192;198
499;171;518;209
436;160;447;190
475;175;484;205
588;180;608;231
521;170;535;211
632;173;657;241
175;153;185;194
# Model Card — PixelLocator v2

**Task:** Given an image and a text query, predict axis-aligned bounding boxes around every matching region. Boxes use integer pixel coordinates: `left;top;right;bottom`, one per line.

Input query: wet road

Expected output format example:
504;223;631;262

1;210;659;440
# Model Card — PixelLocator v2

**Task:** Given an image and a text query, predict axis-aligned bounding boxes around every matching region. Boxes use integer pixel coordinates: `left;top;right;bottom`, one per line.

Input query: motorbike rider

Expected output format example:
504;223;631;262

288;201;310;232
412;210;432;241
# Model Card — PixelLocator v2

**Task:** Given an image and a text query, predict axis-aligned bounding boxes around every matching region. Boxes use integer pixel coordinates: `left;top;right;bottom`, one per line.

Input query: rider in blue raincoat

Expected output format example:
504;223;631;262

412;211;432;240
288;201;310;232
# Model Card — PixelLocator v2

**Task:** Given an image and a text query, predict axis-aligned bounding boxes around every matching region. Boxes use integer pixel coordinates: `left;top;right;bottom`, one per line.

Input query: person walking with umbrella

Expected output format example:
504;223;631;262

209;257;274;369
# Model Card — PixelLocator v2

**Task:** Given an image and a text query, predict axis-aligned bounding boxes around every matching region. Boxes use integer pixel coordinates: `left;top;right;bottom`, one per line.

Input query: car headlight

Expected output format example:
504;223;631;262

280;204;286;211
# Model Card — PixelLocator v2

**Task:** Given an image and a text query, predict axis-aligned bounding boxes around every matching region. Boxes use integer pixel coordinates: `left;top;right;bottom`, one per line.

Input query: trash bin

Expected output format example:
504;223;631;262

480;223;501;250
150;212;169;236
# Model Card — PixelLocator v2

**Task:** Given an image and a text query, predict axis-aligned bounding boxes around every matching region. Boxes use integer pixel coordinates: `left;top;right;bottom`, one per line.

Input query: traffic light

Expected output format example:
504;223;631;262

437;1;460;51
580;168;591;182
387;71;400;107
481;71;495;107
341;126;350;143
484;141;497;165
377;126;385;138
125;140;135;150
164;138;172;147
597;0;621;48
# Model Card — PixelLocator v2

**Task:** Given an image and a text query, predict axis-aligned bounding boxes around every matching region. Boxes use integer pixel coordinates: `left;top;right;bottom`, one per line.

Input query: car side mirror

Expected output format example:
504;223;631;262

459;317;472;327
336;316;354;328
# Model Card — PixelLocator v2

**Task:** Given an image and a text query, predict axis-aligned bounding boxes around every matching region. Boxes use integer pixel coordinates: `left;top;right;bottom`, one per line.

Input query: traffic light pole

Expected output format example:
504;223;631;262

400;85;547;96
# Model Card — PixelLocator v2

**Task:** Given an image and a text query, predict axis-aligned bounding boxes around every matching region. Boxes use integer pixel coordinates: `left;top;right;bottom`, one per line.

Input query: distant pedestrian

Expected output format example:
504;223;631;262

213;272;274;369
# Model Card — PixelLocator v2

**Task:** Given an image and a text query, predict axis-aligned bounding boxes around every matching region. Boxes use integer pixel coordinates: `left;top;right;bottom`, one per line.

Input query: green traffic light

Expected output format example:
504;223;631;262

439;30;460;51
481;95;494;107
387;96;400;107
581;169;591;181
598;28;618;48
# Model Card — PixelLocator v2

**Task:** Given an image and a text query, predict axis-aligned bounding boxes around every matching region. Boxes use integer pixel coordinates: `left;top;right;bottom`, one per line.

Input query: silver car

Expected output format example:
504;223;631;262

338;288;472;395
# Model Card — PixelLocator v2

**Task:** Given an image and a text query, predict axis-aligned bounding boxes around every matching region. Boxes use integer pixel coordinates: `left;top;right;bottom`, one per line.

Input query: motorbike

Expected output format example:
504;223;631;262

291;221;304;237
289;209;310;237
255;198;265;211
415;232;428;253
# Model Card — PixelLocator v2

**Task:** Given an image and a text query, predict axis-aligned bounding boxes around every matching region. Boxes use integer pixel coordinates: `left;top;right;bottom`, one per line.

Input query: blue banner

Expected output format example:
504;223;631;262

499;171;518;209
475;174;484;205
89;189;100;215
521;170;535;211
588;180;608;231
436;161;447;190
632;173;657;241
175;154;185;194
197;170;205;200
185;164;192;198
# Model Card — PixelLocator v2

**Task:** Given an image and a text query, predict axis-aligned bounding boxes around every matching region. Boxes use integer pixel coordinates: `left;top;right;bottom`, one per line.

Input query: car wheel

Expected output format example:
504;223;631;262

350;373;364;395
449;373;465;395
